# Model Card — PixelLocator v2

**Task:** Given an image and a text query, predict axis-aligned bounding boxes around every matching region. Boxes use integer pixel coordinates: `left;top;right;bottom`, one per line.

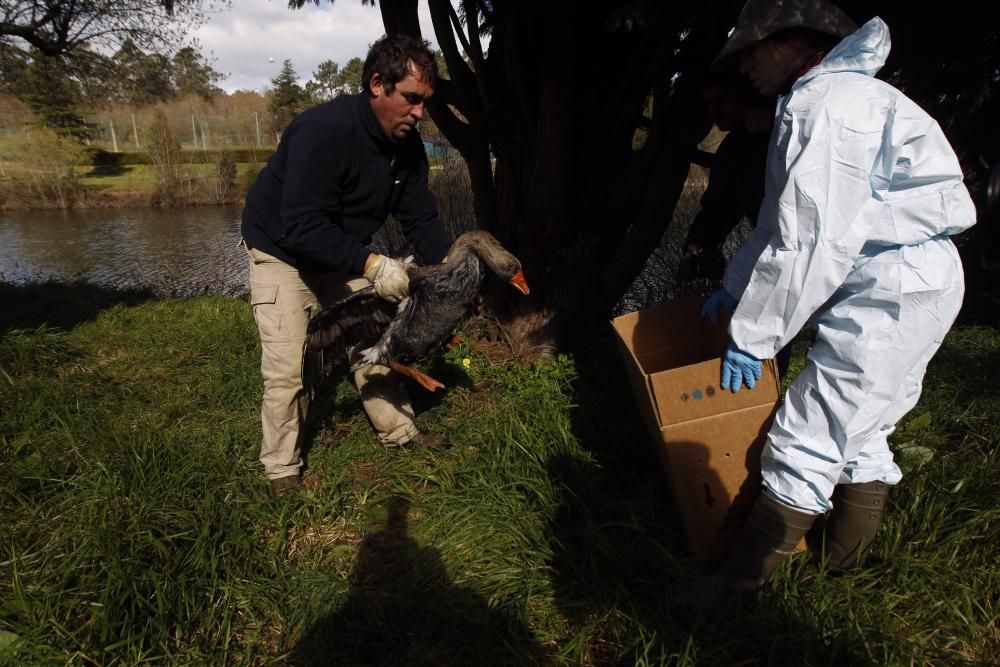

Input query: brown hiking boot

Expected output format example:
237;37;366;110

270;475;301;497
823;480;890;569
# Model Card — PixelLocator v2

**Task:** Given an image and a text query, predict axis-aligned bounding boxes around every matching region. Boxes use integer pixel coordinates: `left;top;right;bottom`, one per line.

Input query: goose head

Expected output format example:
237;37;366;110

451;230;530;295
487;253;529;296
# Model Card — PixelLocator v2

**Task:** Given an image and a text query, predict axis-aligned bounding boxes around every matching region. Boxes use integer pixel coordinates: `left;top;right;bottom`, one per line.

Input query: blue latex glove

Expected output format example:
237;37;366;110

721;342;762;393
700;288;738;325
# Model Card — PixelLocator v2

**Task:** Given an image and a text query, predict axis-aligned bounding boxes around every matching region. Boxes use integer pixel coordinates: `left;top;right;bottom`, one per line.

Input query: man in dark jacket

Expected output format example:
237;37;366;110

242;34;453;496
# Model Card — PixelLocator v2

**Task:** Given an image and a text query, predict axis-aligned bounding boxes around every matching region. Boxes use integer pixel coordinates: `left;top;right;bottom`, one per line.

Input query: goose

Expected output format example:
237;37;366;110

305;230;530;392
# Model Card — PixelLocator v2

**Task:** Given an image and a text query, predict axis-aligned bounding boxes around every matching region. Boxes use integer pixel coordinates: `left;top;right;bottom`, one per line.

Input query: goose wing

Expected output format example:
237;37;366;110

304;287;397;390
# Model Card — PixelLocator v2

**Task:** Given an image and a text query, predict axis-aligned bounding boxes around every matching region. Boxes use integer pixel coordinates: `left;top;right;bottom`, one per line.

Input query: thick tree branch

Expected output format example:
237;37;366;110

446;2;473;60
428;0;481;126
377;0;420;36
461;0;491;113
460;0;485;69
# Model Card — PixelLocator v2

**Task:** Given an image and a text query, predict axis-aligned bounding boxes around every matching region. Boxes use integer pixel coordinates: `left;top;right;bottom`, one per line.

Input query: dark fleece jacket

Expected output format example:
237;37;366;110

241;92;452;275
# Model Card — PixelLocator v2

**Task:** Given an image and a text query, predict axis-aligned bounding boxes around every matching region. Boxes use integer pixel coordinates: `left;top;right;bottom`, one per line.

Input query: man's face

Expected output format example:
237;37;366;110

369;63;433;141
739;39;799;97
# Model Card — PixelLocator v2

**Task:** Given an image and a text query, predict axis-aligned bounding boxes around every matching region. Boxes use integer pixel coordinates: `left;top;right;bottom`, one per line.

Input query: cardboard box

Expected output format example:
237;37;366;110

611;295;781;560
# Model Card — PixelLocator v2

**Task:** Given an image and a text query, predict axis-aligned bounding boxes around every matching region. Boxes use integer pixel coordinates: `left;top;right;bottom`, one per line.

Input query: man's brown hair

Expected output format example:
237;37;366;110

362;33;438;95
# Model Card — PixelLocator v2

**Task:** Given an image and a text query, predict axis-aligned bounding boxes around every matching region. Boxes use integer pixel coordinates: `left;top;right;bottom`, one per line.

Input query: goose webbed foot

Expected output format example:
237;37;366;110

388;360;446;392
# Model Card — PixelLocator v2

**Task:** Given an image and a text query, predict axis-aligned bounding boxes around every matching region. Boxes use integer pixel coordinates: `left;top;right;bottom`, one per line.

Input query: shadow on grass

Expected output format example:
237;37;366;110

292;496;546;666
544;332;871;664
923;335;1000;401
87;164;129;177
0;281;156;334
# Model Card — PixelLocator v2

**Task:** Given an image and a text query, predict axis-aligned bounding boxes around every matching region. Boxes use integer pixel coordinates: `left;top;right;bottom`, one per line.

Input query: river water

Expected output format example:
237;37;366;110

0;200;710;313
0;205;249;296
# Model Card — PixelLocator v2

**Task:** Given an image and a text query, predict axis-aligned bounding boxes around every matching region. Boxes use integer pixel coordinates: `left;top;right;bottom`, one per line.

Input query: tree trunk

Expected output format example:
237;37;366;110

384;1;734;351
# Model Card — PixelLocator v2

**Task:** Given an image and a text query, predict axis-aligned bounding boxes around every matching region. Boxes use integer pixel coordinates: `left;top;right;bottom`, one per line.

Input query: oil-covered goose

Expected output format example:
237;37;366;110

305;230;530;392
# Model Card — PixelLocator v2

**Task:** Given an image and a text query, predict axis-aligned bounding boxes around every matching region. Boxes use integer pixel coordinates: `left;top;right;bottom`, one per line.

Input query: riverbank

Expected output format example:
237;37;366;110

0;163;258;210
1;282;997;664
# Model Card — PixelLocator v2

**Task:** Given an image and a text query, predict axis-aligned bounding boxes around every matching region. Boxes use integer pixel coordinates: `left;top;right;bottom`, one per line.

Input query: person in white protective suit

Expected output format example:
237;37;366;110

700;0;977;591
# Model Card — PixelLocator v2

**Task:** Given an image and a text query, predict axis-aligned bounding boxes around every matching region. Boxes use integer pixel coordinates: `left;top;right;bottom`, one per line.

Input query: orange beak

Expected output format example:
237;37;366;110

509;271;530;295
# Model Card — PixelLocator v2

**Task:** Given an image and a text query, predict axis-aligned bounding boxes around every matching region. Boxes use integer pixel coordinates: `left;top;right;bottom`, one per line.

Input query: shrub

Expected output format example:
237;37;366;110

214;152;237;203
143;110;182;206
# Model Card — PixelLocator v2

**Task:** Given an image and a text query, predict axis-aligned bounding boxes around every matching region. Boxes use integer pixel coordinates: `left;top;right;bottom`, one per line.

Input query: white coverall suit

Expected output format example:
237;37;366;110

723;18;977;514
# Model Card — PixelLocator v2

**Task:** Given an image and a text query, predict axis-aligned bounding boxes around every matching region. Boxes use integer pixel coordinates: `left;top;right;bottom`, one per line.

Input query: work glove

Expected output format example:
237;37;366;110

721;342;761;393
700;288;738;325
363;254;410;302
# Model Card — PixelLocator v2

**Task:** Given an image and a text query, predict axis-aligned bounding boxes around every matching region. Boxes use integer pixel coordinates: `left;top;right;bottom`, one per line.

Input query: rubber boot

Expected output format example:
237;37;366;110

823;480;889;569
715;492;816;592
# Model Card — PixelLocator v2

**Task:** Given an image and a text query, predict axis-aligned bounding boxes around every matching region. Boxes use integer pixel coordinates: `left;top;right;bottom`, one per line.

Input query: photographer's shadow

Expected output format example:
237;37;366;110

292;496;545;666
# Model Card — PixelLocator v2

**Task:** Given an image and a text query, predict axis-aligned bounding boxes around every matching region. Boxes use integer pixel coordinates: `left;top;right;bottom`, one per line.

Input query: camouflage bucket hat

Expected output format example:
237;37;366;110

712;0;857;71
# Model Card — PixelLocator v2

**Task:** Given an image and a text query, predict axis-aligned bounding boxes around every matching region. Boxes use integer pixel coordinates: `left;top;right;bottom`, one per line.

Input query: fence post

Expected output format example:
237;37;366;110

131;114;140;149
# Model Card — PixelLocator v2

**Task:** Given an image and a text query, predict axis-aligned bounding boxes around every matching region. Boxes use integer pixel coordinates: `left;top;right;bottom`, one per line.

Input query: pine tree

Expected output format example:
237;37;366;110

305;59;340;103
336;57;364;96
269;59;306;136
173;47;224;100
111;38;175;105
22;53;91;139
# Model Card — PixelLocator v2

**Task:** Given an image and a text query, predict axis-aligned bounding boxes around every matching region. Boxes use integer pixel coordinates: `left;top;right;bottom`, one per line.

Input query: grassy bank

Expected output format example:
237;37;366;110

75;163;261;208
1;283;998;665
76;163;261;190
0;135;265;210
1;159;466;211
0;164;257;210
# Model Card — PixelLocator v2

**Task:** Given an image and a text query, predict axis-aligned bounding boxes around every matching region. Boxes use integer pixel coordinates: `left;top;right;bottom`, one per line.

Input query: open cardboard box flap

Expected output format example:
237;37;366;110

611;295;779;428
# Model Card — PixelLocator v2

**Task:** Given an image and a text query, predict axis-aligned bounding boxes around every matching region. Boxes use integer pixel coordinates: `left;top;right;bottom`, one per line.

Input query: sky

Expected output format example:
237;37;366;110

192;1;439;94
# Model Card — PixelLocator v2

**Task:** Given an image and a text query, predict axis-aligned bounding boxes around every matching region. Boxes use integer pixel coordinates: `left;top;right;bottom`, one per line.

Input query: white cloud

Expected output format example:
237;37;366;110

194;1;438;93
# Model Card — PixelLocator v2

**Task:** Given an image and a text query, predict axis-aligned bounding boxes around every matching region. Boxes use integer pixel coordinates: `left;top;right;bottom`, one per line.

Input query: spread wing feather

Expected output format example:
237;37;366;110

303;287;397;393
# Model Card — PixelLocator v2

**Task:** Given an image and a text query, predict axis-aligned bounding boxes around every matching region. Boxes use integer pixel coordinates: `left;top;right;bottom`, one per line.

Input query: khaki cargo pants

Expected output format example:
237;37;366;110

247;246;419;481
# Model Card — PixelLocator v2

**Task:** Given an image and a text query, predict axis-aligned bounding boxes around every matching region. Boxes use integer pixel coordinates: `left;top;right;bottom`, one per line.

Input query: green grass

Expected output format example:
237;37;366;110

74;164;260;192
0;283;997;665
0;162;259;211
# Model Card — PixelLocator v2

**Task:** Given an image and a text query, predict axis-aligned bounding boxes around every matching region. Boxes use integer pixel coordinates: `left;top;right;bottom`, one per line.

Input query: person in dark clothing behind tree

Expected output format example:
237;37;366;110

683;71;772;268
241;34;453;497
